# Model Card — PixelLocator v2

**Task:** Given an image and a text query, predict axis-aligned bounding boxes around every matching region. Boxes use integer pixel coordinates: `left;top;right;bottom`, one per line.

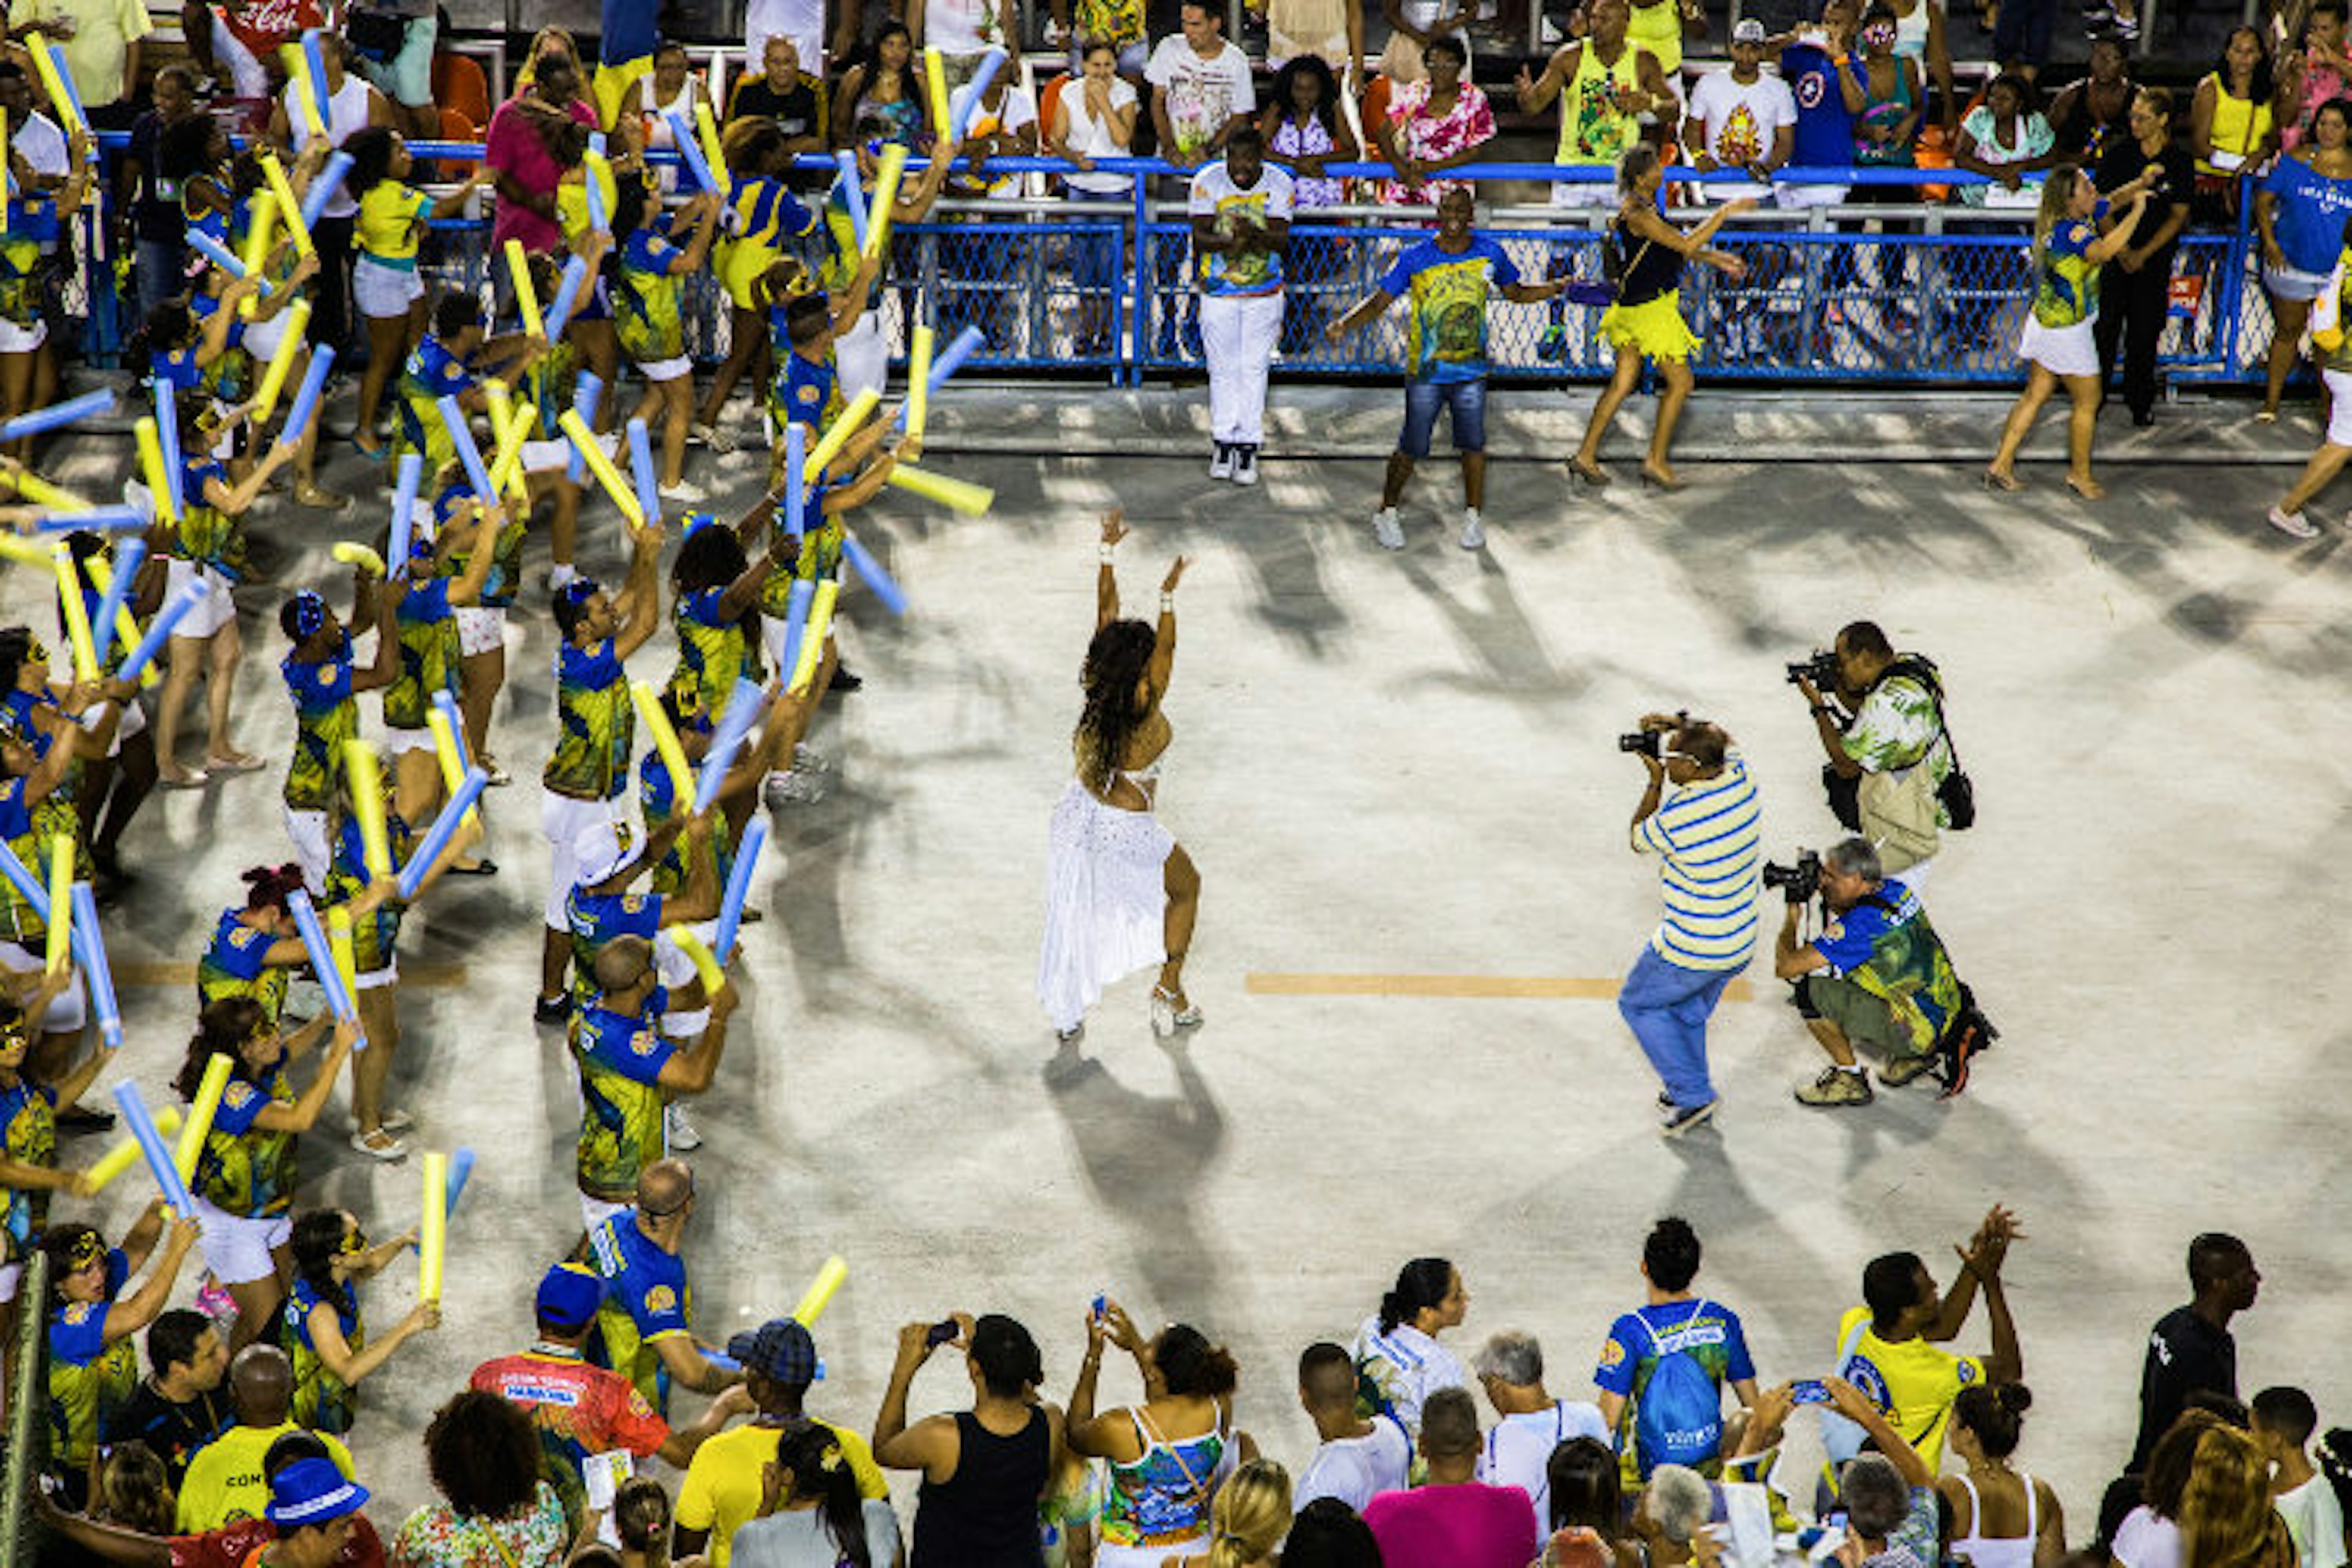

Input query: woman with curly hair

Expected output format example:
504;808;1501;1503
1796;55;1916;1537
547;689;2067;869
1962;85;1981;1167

1038;511;1195;1046
1069;1305;1246;1568
391;1390;570;1568
2176;1425;2296;1568
732;1423;903;1568
280;1207;439;1435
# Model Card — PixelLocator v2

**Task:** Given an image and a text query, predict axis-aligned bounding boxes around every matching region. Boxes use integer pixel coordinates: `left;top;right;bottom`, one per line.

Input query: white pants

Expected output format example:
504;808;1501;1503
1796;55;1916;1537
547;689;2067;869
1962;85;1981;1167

542;791;628;929
284;804;330;896
655;919;715;1040
1200;292;1282;447
192;1197;292;1286
835;312;888;405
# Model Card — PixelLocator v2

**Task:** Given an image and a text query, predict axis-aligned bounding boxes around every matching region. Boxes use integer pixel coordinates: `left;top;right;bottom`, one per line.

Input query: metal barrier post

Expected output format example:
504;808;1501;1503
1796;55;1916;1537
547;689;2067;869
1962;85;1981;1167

2220;192;2252;380
1128;173;1150;387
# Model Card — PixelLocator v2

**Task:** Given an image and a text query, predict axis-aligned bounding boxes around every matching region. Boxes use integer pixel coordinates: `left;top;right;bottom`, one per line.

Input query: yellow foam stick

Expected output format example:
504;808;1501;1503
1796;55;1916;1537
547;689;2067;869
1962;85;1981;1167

134;417;178;526
806;388;880;479
668;927;726;995
0;535;51;567
43;838;71;974
252;299;312;424
423;707;479;831
864;143;910;262
173;1053;235;1182
86;1108;183;1191
331;542;385;576
6;469;89;512
24;34;79;134
693;100;731;190
326;905;360;998
907;325;934;444
82;558;155;691
343;738;393;878
504;240;542;341
51;543;97;680
483;381;529;500
790;580;839;696
924;47;952;138
630;680;694;805
239;192;279;318
581;149;617;230
419;1150;447;1303
283;48;328;141
557;409;645;526
258;151;313;257
792;1255;848;1325
887;462;995;516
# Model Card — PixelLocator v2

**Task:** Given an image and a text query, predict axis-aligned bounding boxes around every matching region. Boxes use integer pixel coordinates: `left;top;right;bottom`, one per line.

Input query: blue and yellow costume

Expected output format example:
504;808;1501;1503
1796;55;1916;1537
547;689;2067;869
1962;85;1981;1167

281;1274;361;1434
571;985;674;1204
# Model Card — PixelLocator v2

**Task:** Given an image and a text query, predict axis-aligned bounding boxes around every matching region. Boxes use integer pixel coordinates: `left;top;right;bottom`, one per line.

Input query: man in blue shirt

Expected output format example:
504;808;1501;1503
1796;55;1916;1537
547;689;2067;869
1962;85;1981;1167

1779;0;1860;211
574;1158;742;1414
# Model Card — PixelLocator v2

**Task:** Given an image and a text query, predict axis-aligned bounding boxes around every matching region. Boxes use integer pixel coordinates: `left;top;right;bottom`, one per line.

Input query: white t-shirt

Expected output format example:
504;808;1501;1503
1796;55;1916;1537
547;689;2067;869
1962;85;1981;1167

2278;1476;2350;1568
15;111;66;177
1188;160;1294;296
923;0;1003;56
2114;1507;2184;1568
1295;1417;1413;1513
948;81;1035;197
1058;75;1137;194
1476;1400;1613;1537
1685;67;1796;202
1351;1316;1471;1437
744;0;824;75
1144;36;1254;161
729;1499;902;1568
279;74;375;219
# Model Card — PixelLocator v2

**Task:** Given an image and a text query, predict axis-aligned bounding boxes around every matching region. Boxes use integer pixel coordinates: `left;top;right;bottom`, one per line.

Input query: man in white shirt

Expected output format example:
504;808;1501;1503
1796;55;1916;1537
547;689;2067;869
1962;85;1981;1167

1683;20;1796;204
2251;1387;2350;1568
1472;1331;1611;1537
0;69;69;189
910;0;1017;81
1188;127;1292;486
1294;1341;1412;1514
1145;0;1254;356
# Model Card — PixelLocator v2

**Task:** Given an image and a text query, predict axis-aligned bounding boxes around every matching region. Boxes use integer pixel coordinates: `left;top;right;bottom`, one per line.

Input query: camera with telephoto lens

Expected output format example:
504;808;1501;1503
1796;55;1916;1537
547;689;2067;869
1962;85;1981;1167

1762;849;1822;905
1619;709;1689;756
1786;650;1841;688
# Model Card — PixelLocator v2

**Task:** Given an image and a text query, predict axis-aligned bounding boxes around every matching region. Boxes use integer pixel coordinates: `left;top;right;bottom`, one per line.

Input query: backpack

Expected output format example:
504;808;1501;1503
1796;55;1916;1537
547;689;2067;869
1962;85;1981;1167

1632;1302;1725;1477
1928;982;1999;1098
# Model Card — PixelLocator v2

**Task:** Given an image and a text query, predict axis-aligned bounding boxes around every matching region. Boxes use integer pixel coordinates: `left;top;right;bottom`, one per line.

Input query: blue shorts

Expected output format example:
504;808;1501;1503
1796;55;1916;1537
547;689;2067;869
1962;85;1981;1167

1400;377;1486;458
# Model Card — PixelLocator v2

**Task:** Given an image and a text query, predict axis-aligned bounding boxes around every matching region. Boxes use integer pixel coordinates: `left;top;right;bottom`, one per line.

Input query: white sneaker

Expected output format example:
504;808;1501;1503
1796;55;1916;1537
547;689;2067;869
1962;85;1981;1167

664;1100;703;1152
2269;506;2320;539
1459;509;1486;550
706;422;738;455
1231;446;1258;486
1373;507;1404;550
663;479;709;505
1209;443;1234;480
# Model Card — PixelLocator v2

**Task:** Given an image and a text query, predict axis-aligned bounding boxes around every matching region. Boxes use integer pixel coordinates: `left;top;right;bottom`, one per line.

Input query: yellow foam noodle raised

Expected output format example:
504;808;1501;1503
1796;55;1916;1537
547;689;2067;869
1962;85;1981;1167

134;417;178;526
864;144;910;262
343;737;393;878
806;389;881;478
252;299;313;423
630;680;695;805
558;409;645;526
173;1053;235;1182
791;580;839;695
52;541;97;680
887;462;994;516
44;837;71;974
792;1255;849;1324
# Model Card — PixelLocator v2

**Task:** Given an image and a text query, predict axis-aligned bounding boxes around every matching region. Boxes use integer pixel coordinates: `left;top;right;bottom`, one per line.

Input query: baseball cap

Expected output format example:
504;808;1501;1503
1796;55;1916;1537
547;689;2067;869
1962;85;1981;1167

726;1317;818;1385
1732;17;1767;41
265;1458;370;1528
571;819;637;887
537;1265;603;1332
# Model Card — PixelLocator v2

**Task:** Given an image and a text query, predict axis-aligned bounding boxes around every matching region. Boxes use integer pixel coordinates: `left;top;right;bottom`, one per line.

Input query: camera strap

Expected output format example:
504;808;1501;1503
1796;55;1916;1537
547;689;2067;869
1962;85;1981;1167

1882;655;1964;775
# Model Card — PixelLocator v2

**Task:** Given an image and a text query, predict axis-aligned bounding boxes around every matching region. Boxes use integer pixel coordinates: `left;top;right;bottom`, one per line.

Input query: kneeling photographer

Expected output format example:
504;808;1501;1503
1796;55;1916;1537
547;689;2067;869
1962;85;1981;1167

1768;838;1988;1109
1789;622;1972;887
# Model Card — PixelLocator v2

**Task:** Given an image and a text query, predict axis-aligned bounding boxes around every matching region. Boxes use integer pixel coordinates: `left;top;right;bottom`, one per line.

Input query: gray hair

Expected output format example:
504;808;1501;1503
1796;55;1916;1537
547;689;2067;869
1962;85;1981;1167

1825;837;1883;884
1839;1454;1912;1540
1643;1464;1714;1544
1472;1330;1544;1387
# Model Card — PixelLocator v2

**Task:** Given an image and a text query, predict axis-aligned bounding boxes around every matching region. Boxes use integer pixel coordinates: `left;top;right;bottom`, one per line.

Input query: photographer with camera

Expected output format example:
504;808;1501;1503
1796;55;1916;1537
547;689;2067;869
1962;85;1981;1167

1619;712;1761;1139
1790;622;1969;888
1770;838;1969;1109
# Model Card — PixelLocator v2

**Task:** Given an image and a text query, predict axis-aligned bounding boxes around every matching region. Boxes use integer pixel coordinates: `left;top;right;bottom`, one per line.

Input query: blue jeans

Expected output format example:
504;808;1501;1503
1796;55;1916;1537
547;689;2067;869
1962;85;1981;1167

134;238;183;334
1399;376;1485;459
1618;946;1741;1109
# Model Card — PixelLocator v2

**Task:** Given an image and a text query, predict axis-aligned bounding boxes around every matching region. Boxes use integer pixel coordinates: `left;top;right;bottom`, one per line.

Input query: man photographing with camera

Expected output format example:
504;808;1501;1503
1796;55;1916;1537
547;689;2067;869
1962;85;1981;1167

1770;839;1972;1109
1619;712;1761;1139
1790;622;1969;888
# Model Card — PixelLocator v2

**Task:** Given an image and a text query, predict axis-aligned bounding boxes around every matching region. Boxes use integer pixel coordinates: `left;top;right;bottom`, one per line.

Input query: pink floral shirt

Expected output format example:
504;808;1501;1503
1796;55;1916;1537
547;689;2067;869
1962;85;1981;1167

1379;79;1496;207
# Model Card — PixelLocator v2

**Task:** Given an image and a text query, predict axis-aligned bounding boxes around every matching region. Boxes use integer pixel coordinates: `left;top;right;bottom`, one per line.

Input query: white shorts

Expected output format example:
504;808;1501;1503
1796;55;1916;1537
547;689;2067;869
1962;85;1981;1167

163;557;238;639
581;1192;631;1232
455;606;505;658
80;695;148;760
2018;314;2099;379
1774;182;1852;210
2325;368;2352;447
355;959;398;990
244;309;289;367
192;1196;292;1286
521;438;572;474
0;940;86;1032
543;791;627;929
355;258;426;320
0;318;47;354
638;356;691;383
655;920;715;1039
283;804;331;896
835;312;888;404
382;725;434;756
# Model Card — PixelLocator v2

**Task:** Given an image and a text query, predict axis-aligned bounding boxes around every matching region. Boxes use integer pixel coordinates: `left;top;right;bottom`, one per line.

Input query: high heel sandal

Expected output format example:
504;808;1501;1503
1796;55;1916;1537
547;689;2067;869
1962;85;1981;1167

1638;463;1681;492
1980;467;2021;493
1151;986;1203;1036
2064;474;2105;502
1568;457;1611;488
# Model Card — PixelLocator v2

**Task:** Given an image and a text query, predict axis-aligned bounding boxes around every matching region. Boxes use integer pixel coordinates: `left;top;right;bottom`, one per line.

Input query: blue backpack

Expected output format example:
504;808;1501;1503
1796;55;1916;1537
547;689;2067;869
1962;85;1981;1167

1632;1300;1724;1477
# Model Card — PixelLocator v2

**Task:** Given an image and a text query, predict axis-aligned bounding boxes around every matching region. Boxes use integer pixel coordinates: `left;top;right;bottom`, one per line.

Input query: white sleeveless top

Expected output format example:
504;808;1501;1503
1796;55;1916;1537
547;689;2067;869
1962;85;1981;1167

1891;0;1932;65
1951;1472;2040;1568
279;74;375;219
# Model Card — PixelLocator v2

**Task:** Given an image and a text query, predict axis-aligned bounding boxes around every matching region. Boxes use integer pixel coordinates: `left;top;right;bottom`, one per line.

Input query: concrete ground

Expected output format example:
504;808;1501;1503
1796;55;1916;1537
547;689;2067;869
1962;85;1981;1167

16;380;2351;1528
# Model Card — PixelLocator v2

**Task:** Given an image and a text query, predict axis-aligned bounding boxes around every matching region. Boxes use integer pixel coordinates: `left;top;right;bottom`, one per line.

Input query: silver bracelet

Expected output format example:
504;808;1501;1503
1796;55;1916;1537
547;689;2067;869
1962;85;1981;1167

1159;593;1175;611
1099;544;1116;563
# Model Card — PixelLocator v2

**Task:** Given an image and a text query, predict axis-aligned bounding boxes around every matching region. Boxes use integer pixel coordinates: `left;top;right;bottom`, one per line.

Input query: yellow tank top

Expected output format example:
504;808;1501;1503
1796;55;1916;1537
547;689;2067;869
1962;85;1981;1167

2195;70;2272;178
1559;40;1646;167
1626;0;1684;78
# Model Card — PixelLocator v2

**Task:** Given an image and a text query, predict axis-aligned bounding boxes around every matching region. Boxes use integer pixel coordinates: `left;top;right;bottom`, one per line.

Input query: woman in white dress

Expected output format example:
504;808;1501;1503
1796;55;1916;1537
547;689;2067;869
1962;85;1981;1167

1039;511;1197;1045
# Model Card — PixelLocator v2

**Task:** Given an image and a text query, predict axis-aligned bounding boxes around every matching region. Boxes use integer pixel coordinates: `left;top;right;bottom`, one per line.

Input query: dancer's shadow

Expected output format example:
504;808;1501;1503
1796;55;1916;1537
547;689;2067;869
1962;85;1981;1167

1041;1035;1229;1322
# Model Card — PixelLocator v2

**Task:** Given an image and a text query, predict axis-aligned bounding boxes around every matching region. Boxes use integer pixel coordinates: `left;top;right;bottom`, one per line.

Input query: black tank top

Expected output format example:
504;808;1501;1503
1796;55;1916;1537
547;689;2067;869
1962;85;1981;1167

910;1407;1050;1568
1614;216;1685;308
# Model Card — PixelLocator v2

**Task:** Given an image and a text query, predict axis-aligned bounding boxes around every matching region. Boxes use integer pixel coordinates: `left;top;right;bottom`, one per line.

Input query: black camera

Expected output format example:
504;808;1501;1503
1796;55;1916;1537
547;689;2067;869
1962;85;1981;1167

1619;731;1664;757
1762;849;1822;905
1786;650;1841;688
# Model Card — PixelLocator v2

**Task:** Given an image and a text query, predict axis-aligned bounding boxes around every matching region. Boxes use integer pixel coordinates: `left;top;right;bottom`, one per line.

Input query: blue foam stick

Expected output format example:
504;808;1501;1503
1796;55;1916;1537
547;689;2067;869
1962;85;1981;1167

567;374;603;484
703;1349;742;1374
892;326;987;431
34;506;146;533
783;422;805;540
389;451;423;579
397;764;489;899
187;230;249;279
625;417;662;526
693;679;766;815
543;255;589;340
111;1081;197;1216
434;395;496;504
118;579;206;682
0;839;48;921
90;537;143;663
773;578;815;689
286;888;356;1023
68;883;120;1048
302;31;331;134
48;43;91;138
714;816;766;959
0;388;114;443
276;345;336;451
153;381;184;518
584;162;608;232
831;152;869;251
667;110;720;193
947;48;1009;146
301;150;354;233
444;1147;477;1218
839;530;907;616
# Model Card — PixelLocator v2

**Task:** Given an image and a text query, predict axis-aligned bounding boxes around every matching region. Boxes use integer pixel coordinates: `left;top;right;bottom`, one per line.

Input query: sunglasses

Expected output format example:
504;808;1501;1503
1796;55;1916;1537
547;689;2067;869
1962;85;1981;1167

337;1226;369;1257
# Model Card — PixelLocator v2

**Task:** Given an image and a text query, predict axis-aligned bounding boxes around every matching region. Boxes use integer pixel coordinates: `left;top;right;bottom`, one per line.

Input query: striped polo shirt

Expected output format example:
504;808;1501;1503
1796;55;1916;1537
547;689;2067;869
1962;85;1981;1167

1632;755;1763;970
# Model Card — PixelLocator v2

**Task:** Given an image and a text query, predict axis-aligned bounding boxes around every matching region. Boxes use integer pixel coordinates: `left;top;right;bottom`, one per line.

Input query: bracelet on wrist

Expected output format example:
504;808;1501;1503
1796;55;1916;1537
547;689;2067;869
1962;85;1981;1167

1099;544;1116;562
1159;593;1175;611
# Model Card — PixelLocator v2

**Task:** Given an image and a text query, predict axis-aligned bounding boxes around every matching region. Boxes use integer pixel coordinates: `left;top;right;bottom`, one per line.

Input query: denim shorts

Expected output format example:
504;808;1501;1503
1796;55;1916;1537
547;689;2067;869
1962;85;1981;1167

1400;376;1486;458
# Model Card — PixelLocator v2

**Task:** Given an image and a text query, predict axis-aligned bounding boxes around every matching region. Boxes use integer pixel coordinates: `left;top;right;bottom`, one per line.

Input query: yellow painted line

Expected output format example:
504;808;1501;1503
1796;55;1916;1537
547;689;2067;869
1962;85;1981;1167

113;961;470;988
1246;973;1757;1002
